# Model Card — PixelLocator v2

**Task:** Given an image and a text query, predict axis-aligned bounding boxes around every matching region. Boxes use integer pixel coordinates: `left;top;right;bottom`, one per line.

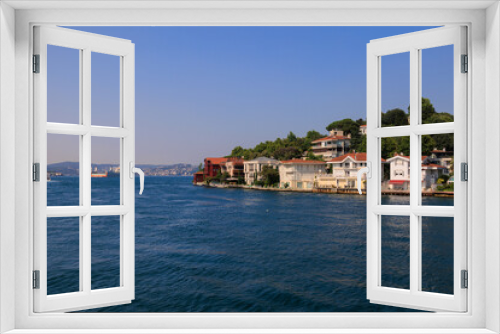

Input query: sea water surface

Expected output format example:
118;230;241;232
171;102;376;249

47;176;454;312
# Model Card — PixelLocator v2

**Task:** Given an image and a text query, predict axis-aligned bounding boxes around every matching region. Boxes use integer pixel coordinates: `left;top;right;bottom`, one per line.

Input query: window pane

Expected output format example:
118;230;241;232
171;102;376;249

92;216;121;290
47;134;80;206
381;215;410;290
47;45;80;124
421;133;454;206
47;217;80;295
92;52;120;127
421;216;454;295
381;136;410;205
421;45;454;124
91;137;121;206
381;52;410;127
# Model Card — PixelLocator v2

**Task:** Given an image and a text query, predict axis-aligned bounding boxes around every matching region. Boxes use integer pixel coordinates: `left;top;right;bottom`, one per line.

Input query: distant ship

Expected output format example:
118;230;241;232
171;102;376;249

91;171;108;178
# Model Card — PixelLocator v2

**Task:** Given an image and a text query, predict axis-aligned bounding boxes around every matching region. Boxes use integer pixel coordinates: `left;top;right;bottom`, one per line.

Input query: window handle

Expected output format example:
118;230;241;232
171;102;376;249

129;162;145;195
357;162;372;195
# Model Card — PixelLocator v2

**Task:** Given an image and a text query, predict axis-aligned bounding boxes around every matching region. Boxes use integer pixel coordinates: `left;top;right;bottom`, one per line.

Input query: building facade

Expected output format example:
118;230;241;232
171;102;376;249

325;152;372;189
192;171;204;183
220;157;245;181
310;129;351;160
384;154;449;191
359;124;367;135
203;157;226;179
243;157;280;185
279;159;326;189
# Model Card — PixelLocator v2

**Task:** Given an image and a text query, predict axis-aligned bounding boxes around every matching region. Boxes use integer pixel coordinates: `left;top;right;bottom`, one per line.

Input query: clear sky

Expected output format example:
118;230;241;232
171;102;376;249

47;26;453;165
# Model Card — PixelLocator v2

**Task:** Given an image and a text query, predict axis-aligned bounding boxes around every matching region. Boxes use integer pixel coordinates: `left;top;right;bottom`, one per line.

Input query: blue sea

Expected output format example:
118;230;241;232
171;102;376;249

46;176;454;312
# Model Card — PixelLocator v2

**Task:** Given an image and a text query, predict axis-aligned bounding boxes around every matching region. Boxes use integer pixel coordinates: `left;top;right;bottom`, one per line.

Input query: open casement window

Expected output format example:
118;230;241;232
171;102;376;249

366;26;467;312
33;26;138;312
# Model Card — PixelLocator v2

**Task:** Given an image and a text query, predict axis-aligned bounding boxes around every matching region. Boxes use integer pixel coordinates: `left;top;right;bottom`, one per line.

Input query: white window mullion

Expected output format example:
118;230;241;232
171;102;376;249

409;47;420;296
82;47;92;295
365;44;379;300
122;49;135;295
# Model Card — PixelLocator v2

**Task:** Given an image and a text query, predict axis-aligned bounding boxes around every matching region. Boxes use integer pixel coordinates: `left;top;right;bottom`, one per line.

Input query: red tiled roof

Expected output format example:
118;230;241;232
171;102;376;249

194;171;204;175
204;157;227;165
311;135;350;143
327;153;386;163
219;157;245;165
360;125;367;127
329;153;367;162
280;159;326;164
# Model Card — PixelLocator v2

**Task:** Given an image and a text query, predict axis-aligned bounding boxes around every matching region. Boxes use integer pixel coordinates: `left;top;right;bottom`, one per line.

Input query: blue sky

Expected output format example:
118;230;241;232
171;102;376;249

47;26;453;165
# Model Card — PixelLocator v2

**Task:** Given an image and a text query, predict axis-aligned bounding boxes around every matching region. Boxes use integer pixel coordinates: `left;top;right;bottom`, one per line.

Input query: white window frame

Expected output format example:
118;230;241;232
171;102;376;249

366;26;467;312
1;1;499;333
33;26;136;313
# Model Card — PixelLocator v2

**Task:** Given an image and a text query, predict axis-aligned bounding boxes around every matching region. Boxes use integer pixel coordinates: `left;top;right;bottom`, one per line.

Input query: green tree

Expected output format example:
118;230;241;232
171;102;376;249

325;118;364;153
425;112;453;124
382;108;409;127
230;146;245;157
306;151;324;161
305;130;325;142
381;136;410;160
287;131;297;142
356;118;366;126
357;135;367;153
260;165;280;187
431;134;454;153
326;118;359;133
273;147;302;161
421;97;437;122
198;163;203;172
421;135;436;156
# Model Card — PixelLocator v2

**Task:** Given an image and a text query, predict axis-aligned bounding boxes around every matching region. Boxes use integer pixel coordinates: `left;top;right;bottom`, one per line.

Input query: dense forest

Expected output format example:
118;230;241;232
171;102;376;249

229;97;454;161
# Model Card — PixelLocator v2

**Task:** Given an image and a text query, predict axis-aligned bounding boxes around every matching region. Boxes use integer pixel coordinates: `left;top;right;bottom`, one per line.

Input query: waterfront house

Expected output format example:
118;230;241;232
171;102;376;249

421;160;449;190
279;159;326;189
323;152;384;190
203;157;227;180
220;157;245;182
429;148;453;171
384;154;449;191
192;171;204;184
243;157;280;185
310;129;351;160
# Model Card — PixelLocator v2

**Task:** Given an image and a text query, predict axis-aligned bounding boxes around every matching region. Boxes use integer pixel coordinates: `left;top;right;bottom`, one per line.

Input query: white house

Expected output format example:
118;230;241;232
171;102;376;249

279;159;326;189
359;124;367;135
322;152;385;190
243;156;280;185
385;154;449;191
429;148;453;172
326;152;369;189
310;129;351;160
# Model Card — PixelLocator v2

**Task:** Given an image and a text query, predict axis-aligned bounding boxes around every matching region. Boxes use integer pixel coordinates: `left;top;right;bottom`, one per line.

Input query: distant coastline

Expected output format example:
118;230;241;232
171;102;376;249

194;182;454;198
48;162;198;177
